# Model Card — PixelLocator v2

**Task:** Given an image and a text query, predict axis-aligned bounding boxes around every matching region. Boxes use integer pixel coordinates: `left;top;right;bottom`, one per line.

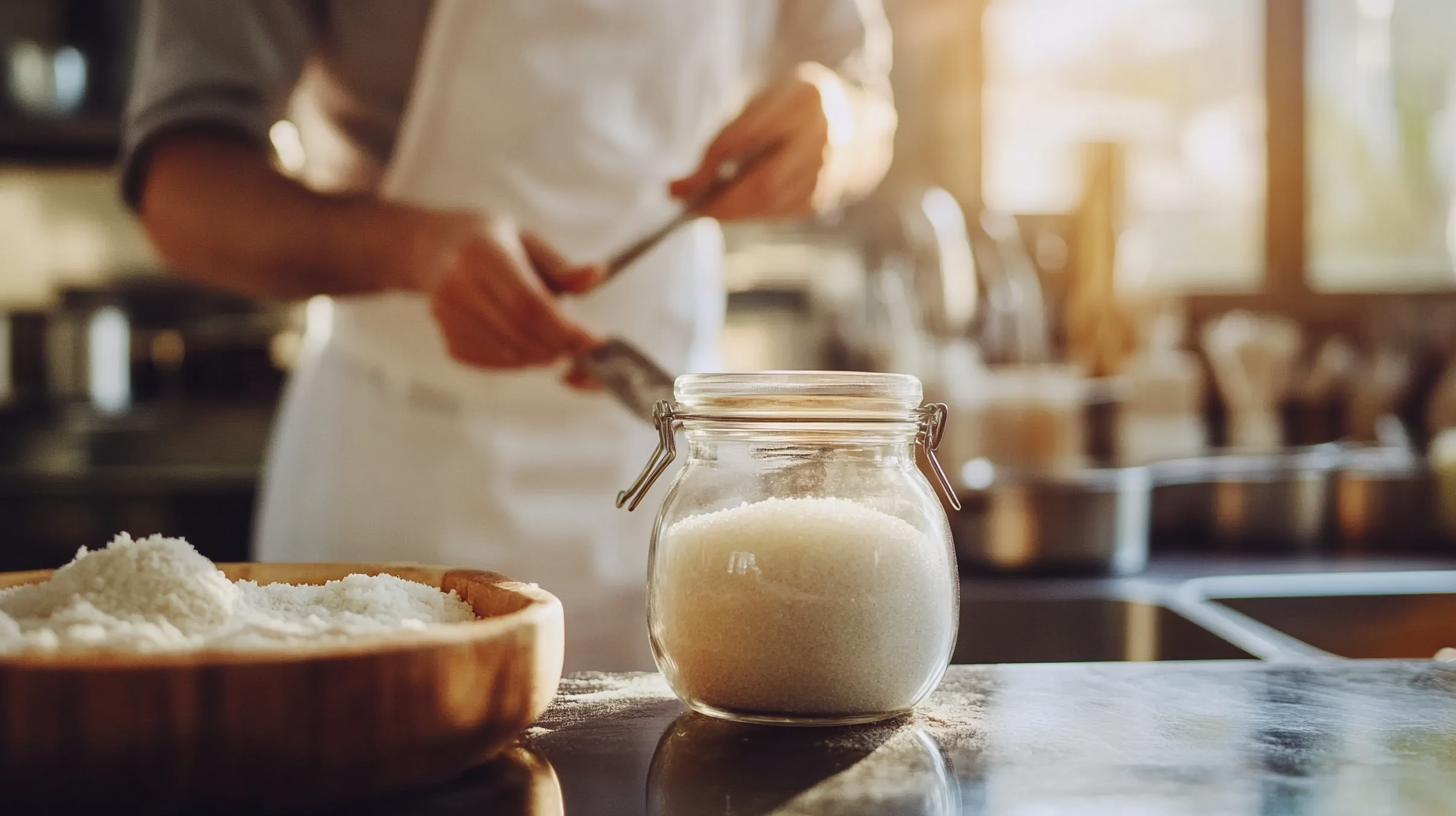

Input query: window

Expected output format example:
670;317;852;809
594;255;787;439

982;0;1265;290
1308;0;1456;290
978;0;1456;298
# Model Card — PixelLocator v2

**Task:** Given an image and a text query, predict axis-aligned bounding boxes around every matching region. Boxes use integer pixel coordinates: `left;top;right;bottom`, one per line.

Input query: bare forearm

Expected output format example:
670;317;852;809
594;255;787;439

672;61;896;221
808;61;895;207
138;134;466;300
836;79;895;201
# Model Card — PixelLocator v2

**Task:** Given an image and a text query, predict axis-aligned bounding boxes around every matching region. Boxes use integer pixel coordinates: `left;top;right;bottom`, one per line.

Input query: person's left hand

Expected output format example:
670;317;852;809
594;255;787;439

670;64;843;222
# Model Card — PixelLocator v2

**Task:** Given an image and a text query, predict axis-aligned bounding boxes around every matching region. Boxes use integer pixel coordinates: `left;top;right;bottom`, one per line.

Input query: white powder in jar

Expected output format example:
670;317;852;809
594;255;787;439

0;533;477;654
652;496;956;718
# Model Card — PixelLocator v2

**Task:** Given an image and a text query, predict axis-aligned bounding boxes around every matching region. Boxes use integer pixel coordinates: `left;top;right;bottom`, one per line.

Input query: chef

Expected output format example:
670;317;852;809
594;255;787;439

123;0;895;670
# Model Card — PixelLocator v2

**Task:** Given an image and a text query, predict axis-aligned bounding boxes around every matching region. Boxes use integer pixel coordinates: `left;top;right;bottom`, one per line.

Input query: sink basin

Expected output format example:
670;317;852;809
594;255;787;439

1193;571;1456;659
953;595;1255;663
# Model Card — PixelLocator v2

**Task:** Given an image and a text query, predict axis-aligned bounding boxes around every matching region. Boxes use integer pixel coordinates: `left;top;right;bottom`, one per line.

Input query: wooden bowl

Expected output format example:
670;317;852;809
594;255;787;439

0;563;564;811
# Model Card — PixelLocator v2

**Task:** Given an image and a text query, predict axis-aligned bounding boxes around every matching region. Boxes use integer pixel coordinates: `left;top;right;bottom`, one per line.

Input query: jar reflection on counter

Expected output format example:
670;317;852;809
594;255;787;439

648;714;956;815
628;372;960;726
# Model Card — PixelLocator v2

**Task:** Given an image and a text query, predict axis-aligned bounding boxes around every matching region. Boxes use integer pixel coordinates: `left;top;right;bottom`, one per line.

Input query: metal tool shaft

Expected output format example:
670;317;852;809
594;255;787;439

601;146;775;281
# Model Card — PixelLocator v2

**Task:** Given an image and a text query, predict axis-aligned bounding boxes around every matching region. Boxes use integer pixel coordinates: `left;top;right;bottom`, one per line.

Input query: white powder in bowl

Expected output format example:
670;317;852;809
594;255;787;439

651;497;956;719
0;533;476;655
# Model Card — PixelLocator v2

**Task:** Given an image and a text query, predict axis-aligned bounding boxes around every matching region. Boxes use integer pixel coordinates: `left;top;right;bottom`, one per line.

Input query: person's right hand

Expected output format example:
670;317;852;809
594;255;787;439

402;212;603;370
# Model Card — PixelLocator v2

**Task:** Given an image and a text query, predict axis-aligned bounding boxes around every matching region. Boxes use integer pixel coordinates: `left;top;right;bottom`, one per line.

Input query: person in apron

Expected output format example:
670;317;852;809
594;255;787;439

124;0;895;671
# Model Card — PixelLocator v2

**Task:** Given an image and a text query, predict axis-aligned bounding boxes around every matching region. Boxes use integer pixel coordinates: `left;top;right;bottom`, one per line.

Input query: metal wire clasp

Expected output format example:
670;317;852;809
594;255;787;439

917;403;961;511
615;401;962;512
617;400;678;511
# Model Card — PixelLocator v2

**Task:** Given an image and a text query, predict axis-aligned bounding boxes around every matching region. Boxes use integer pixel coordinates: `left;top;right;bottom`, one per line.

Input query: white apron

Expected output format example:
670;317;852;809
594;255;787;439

256;0;778;670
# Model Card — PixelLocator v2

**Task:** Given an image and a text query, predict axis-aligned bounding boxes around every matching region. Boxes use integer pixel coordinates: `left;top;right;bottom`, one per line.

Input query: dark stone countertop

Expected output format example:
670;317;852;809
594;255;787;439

331;660;1456;816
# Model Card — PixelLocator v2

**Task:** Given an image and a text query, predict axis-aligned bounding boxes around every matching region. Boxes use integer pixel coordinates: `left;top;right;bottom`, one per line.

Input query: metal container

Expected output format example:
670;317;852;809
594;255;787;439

43;278;286;414
45;293;133;414
1331;446;1443;554
1150;447;1340;554
952;465;1151;576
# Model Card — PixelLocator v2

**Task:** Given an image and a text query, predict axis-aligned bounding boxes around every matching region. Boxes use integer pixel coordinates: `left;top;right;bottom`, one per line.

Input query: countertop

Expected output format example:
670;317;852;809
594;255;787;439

321;660;1456;816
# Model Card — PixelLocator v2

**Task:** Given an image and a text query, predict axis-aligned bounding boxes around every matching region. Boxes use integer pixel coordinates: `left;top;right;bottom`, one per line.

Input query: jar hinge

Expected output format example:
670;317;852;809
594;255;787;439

616;401;962;512
616;400;678;511
917;403;961;511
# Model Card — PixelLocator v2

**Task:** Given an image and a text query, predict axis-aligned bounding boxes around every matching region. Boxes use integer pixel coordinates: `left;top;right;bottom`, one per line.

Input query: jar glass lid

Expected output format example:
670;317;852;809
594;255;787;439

674;372;924;419
616;371;958;512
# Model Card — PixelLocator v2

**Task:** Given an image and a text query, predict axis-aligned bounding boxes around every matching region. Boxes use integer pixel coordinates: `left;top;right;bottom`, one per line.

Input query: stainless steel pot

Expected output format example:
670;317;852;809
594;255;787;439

952;465;1151;576
1149;447;1339;554
1331;446;1443;553
43;278;287;414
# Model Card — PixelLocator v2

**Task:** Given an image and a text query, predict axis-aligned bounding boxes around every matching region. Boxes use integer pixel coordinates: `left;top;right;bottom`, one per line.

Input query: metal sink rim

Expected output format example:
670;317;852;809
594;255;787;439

1170;569;1456;662
958;567;1456;664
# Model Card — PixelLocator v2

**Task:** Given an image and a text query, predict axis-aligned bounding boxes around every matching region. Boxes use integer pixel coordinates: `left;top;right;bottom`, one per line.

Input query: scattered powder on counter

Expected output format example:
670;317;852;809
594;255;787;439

813;670;991;755
653;496;957;718
0;533;476;655
526;672;680;739
525;670;989;749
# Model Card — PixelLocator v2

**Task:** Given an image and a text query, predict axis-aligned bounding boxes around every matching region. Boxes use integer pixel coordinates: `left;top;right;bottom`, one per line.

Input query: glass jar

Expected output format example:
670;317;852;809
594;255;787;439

618;372;960;726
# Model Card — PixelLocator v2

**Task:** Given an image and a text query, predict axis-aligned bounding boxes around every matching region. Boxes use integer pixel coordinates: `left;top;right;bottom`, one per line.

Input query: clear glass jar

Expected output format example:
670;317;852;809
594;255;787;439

618;372;960;726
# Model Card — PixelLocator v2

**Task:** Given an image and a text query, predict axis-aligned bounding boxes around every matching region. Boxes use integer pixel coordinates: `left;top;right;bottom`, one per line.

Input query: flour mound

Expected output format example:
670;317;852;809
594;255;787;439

220;572;478;649
0;533;476;654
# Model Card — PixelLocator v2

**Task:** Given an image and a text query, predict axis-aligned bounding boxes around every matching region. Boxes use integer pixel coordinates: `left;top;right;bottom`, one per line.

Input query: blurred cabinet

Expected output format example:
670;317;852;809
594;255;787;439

0;487;255;572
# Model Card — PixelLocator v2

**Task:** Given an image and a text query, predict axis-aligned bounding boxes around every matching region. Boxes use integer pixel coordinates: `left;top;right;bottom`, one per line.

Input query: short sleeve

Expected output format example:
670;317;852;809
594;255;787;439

768;0;892;94
120;0;320;210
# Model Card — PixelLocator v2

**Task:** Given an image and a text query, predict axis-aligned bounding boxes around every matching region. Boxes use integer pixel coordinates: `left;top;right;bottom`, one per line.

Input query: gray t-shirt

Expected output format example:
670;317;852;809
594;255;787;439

123;0;889;209
122;0;431;208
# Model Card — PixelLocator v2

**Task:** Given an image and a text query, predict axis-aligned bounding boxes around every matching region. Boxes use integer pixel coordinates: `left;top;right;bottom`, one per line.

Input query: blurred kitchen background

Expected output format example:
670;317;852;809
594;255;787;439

6;0;1456;574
